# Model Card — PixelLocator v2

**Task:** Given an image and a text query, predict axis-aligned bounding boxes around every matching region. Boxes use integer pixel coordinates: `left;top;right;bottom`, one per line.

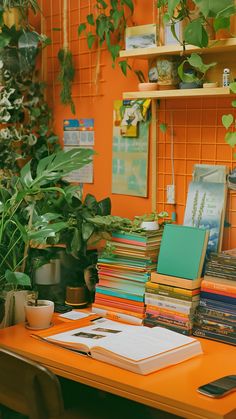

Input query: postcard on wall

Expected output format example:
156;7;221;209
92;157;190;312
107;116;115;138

63;118;95;146
183;181;227;253
192;164;228;184
112;100;150;197
63;146;93;184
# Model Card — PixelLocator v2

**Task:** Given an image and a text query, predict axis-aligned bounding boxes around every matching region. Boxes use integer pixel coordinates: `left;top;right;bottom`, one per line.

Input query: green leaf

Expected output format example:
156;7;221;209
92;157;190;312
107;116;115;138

82;222;94;241
225;131;236;147
168;0;180;17
118;60;131;76
87;14;95;25
213;16;230;32
20;160;33;188
230;82;236;94
97;0;108;9
5;270;31;288
109;44;121;62
122;0;134;13
87;32;95;49
194;0;235;18
78;23;86;36
184;19;209;48
160;123;167;133
222;114;234;129
187;53;216;74
231;100;236;108
0;33;11;48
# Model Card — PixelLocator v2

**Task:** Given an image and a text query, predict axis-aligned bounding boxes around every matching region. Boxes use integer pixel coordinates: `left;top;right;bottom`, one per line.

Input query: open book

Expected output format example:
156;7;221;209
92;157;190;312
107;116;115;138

33;318;203;375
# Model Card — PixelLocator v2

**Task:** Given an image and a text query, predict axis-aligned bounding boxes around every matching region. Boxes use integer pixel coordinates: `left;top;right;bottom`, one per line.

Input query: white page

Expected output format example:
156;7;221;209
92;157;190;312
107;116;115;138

92;327;196;362
46;319;137;349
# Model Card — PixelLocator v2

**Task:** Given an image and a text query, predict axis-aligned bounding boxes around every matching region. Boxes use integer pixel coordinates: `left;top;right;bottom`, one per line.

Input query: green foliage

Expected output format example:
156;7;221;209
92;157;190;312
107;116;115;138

178;53;216;83
78;0;134;75
0;148;94;290
222;82;236;152
58;49;75;114
156;0;236;49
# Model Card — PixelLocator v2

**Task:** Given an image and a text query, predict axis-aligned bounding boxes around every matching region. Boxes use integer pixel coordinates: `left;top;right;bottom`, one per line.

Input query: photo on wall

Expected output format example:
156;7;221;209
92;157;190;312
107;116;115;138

112;100;150;197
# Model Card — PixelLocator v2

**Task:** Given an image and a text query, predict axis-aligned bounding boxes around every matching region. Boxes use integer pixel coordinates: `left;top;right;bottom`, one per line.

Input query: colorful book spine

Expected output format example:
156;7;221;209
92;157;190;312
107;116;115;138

193;329;236;345
95;286;144;302
200;291;236;305
201;286;236;298
92;306;143;325
95;292;144;307
201;279;236;295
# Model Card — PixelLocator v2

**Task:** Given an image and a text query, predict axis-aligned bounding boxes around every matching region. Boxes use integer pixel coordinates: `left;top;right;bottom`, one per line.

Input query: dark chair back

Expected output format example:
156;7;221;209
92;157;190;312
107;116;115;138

0;347;65;419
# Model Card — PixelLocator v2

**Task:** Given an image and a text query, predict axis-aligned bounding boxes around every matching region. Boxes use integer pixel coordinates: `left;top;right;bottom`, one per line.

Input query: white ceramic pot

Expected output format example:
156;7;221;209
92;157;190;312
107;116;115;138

34;259;60;285
140;220;159;231
24;299;54;330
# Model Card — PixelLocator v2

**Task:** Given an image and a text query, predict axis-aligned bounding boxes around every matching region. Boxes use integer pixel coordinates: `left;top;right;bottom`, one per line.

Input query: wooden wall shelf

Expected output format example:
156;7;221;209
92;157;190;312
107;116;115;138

120;38;236;60
123;87;231;100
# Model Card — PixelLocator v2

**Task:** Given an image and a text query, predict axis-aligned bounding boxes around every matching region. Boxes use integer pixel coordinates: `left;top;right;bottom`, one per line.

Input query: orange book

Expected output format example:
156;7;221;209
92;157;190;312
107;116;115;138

201;286;236;298
92;303;145;319
151;272;203;290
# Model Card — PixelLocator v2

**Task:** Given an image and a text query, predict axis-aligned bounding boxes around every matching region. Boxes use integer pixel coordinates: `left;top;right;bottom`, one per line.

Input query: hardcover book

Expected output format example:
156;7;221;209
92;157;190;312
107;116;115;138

157;224;209;280
32;318;202;375
151;273;203;290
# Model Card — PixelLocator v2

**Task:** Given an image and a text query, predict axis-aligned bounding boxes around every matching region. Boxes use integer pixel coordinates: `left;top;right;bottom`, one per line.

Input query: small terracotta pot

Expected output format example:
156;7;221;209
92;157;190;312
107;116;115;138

138;82;158;91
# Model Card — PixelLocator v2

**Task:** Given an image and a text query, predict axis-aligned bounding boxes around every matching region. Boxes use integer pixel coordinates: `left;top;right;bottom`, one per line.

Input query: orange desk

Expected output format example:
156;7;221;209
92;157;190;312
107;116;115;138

0;320;236;419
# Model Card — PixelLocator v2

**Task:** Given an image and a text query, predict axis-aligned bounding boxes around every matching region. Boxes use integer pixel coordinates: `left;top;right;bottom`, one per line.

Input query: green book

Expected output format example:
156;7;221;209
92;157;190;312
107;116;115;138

157;224;209;280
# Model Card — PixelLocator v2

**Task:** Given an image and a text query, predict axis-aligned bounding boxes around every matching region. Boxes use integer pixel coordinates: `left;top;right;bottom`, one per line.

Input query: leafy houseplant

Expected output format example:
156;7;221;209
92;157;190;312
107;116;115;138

78;0;134;76
178;53;216;88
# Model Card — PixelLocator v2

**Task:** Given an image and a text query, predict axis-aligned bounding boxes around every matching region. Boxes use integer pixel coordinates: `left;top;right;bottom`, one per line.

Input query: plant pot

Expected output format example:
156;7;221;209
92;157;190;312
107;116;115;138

179;81;203;89
24;299;54;330
34;259;61;285
138;82;158;91
65;285;88;307
140;220;159;231
0;290;32;329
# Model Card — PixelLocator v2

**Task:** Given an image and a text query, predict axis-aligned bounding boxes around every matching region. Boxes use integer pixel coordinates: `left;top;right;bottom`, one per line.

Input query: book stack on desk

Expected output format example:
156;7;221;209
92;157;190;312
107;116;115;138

92;229;163;324
193;251;236;345
144;224;209;335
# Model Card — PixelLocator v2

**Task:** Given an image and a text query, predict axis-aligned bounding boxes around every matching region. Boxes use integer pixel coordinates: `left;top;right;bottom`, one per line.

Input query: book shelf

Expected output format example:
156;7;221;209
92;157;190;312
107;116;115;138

120;38;236;100
120;38;236;59
123;87;230;100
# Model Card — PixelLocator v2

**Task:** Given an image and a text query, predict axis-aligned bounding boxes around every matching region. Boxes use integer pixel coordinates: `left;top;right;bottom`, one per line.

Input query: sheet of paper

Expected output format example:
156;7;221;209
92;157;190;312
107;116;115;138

59;311;93;320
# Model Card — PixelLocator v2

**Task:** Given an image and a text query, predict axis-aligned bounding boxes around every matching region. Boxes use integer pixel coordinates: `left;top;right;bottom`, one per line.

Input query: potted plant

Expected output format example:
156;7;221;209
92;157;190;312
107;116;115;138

0;147;94;326
133;211;168;231
178;53;216;89
24;291;54;330
134;69;158;92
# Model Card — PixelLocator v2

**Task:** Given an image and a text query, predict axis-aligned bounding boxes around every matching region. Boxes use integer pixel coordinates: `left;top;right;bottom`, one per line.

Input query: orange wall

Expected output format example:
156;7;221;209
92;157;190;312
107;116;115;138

41;0;236;249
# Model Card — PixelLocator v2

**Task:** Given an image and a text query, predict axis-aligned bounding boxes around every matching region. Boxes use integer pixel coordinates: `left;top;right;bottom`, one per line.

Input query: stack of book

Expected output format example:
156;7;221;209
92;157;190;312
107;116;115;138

92;229;163;324
204;250;236;280
144;224;209;335
193;251;236;345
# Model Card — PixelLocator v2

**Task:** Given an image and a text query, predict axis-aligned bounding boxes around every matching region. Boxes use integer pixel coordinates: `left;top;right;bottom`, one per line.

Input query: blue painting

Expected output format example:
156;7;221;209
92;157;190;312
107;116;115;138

183;181;226;253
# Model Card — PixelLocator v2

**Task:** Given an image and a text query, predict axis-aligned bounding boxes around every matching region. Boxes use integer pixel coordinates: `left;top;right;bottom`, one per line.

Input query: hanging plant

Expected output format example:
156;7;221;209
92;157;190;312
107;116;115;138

58;49;75;114
78;0;134;76
58;0;75;114
222;82;236;157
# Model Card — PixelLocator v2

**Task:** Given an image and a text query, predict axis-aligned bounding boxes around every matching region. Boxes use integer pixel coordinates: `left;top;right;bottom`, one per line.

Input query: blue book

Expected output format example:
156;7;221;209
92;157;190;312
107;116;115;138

200;291;236;305
95;286;144;302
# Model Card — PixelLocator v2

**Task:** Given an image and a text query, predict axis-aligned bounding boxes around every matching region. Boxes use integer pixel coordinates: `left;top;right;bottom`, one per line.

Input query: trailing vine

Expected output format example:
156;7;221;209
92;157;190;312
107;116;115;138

78;0;134;76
